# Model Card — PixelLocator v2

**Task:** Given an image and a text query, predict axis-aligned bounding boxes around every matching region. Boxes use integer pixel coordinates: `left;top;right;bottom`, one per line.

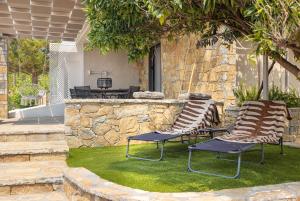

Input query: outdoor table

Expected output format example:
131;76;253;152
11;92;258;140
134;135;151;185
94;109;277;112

91;89;129;99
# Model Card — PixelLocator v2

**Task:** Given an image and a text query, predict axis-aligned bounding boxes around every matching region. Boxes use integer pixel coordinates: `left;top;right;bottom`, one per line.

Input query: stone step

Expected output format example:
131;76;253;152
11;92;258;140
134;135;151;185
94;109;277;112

0;161;67;195
0;127;66;142
0;132;66;142
0;141;69;162
0;192;68;201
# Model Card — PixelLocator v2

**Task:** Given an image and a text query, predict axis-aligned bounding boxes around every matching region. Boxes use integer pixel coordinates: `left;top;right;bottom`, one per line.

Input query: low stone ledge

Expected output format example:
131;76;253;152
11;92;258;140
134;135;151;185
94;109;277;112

65;98;186;104
64;168;300;201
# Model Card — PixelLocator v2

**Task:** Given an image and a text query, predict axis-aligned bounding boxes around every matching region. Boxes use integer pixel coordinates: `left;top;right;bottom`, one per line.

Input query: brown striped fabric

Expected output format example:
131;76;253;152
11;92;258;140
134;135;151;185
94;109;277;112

216;100;291;144
157;100;220;135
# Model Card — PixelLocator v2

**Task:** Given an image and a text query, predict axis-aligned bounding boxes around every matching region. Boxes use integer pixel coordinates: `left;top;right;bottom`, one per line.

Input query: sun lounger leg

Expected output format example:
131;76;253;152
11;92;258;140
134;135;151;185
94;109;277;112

187;149;242;179
279;137;284;155
260;143;265;164
126;139;165;161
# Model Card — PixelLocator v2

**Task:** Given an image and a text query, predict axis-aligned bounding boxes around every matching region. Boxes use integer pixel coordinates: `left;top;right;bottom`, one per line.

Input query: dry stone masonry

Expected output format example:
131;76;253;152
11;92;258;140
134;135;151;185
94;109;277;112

65;99;185;148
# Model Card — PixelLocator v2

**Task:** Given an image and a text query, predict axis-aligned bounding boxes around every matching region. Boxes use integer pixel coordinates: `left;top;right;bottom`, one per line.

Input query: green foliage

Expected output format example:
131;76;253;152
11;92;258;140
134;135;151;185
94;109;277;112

233;84;300;107
233;84;259;106
84;0;300;65
269;86;300;108
8;39;49;83
8;73;49;110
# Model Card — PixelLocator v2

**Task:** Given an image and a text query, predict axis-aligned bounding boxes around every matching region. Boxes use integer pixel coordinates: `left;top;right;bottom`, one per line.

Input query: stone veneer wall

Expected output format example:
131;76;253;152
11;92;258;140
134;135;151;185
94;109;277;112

137;35;237;108
224;106;300;141
64;99;185;148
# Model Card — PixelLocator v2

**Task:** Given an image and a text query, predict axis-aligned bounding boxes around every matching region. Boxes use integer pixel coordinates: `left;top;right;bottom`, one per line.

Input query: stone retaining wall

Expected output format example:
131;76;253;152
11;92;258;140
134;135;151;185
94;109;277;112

224;106;300;142
64;99;185;148
64;168;300;201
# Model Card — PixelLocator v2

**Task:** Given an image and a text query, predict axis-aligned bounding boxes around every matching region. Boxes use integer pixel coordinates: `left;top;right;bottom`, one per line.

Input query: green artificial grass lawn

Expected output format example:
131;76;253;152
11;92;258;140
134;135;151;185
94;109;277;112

67;142;300;192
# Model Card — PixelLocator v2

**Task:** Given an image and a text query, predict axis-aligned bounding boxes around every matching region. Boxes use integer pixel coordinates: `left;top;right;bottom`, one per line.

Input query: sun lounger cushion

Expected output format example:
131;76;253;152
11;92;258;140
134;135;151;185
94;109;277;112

189;139;255;153
216;100;291;144
128;132;181;141
157;99;220;136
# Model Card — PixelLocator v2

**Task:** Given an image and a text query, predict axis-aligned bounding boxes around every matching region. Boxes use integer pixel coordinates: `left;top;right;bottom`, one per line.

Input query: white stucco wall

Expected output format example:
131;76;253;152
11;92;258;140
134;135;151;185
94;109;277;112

236;40;300;93
83;50;139;89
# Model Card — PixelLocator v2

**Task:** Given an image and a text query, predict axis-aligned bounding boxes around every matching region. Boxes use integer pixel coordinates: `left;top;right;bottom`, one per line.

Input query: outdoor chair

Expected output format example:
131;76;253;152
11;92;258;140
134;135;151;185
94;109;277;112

187;100;291;179
70;88;77;98
126;99;220;161
74;86;97;99
126;86;140;99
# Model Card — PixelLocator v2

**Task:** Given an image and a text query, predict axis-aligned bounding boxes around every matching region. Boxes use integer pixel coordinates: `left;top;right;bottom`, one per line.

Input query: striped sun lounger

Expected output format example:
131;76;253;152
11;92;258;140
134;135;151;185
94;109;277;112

188;100;291;178
126;99;220;161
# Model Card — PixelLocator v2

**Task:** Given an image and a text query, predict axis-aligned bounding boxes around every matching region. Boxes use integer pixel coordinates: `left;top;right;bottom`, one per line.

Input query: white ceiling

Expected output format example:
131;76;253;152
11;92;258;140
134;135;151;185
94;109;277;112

0;0;85;41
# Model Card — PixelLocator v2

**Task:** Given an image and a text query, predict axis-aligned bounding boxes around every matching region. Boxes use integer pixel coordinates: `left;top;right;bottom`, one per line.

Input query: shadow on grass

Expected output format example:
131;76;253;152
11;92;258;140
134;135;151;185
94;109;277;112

67;142;300;192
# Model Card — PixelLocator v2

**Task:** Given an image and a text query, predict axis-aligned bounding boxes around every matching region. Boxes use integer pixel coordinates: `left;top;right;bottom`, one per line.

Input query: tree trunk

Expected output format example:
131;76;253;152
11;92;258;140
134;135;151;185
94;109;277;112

13;72;16;86
31;71;38;84
256;60;276;100
273;53;300;79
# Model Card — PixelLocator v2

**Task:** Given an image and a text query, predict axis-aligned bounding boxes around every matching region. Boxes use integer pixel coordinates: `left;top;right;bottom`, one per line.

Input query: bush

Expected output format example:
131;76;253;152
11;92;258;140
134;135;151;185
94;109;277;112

269;86;300;108
8;73;49;110
233;84;300;108
233;84;258;106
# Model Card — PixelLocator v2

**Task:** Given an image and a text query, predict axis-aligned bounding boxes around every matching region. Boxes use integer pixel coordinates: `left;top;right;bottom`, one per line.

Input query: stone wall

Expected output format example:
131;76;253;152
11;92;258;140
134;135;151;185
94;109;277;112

64;99;185;148
161;35;236;109
64;167;300;201
224;106;300;142
136;34;237;108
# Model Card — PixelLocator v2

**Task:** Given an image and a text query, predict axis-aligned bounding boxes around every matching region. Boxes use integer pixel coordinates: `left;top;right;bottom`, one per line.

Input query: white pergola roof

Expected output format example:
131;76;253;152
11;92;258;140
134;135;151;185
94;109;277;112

0;0;85;41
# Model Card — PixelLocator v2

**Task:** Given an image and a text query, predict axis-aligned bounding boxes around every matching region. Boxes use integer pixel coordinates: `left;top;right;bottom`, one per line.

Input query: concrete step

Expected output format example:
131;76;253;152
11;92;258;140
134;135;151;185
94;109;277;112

0;161;67;196
0;192;68;201
0;141;69;162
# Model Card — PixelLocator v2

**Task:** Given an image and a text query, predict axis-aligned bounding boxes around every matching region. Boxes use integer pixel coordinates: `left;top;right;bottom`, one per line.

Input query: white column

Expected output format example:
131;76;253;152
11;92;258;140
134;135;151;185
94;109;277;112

262;54;269;100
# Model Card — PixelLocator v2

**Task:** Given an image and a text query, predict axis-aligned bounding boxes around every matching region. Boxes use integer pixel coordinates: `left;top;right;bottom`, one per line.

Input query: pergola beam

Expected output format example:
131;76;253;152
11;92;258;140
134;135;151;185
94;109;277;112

0;0;85;41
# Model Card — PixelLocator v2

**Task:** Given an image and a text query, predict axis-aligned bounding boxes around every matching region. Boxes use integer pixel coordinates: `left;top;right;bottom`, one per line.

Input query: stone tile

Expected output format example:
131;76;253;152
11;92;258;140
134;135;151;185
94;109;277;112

0;161;67;186
0;141;69;156
0;186;10;196
0;192;68;201
30;153;67;161
5;135;27;142
2;154;30;162
10;184;53;195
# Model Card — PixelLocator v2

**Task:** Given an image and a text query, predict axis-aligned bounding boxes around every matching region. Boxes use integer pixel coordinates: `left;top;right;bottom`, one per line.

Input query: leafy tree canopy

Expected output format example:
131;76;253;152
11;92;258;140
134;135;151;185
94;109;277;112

85;0;300;78
8;39;49;84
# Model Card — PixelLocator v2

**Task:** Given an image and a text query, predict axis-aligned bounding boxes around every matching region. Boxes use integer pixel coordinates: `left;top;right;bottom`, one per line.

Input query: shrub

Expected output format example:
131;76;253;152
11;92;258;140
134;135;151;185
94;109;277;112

233;84;300;108
269;86;300;108
233;84;258;106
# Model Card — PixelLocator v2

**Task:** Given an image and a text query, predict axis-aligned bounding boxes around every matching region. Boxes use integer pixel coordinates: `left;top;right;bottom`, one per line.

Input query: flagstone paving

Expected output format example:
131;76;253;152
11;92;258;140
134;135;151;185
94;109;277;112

0;117;69;199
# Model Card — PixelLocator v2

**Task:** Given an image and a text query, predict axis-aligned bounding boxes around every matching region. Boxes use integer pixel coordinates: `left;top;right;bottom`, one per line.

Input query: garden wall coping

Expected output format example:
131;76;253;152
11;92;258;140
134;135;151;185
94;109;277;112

63;168;300;201
64;99;187;104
